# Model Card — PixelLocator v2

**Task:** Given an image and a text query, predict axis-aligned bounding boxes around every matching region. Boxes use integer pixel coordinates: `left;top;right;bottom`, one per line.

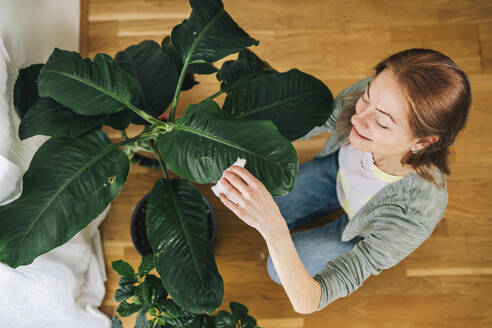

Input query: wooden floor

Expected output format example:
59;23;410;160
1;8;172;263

82;0;492;327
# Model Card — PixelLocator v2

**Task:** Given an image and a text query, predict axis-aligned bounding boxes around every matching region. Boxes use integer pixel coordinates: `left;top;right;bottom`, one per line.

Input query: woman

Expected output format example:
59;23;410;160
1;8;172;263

217;48;472;313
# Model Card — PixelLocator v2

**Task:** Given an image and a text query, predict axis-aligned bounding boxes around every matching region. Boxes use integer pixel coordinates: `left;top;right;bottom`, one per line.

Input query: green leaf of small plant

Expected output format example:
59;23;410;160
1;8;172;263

230;302;248;321
134;307;149;328
145;274;168;303
215;311;235;328
119;275;139;288
135;279;152;305
112;260;137;279
148;318;157;328
114;284;137;302
158;299;180;319
111;316;123;328
138;254;155;277
241;315;258;328
117;300;142;317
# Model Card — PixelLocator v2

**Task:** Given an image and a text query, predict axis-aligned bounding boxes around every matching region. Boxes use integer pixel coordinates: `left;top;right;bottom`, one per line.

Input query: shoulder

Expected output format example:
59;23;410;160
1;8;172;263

376;166;448;230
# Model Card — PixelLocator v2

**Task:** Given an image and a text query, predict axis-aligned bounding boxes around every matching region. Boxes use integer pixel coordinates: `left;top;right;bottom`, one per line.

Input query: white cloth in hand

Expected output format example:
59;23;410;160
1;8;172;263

211;157;247;204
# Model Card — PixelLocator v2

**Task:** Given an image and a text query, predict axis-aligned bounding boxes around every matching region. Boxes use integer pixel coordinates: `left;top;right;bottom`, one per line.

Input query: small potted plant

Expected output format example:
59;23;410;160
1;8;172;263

0;0;334;315
111;254;259;328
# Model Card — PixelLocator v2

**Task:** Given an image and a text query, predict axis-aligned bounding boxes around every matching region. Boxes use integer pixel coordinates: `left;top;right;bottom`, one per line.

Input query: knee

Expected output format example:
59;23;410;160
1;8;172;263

266;254;281;285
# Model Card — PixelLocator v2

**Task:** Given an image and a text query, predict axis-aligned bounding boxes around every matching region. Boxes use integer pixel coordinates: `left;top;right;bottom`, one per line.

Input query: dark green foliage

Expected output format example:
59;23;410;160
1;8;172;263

2;0;333;319
112;257;259;328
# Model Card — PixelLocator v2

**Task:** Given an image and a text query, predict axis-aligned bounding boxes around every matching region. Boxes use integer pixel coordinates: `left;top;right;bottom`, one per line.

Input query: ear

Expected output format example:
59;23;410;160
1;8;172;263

416;135;440;150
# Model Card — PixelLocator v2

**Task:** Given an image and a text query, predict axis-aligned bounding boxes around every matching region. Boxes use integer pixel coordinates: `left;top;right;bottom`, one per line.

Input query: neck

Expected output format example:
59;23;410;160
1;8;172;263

372;152;414;176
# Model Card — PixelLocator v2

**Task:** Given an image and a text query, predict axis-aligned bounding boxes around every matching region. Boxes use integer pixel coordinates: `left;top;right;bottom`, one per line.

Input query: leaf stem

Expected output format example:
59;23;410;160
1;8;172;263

169;54;192;122
202;89;225;103
126;102;163;125
115;123;171;148
149;139;169;179
120;129;128;140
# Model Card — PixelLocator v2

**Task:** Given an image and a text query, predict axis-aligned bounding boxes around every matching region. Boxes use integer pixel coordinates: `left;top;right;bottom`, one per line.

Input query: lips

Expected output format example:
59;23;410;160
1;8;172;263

352;126;372;141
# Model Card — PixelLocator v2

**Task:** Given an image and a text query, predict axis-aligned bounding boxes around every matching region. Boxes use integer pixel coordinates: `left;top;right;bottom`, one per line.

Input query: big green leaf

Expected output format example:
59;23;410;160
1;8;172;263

18;97;107;139
14;63;43;119
15;62;133;139
162;35;218;75
146;178;223;314
187;62;218;75
216;48;277;92
157;99;298;196
171;0;259;65
0;128;129;267
222;68;334;141
115;40;179;124
38;48;142;116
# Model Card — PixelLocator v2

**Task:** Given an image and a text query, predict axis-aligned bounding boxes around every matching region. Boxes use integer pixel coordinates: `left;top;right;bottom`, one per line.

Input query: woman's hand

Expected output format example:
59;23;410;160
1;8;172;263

219;165;321;313
218;165;286;237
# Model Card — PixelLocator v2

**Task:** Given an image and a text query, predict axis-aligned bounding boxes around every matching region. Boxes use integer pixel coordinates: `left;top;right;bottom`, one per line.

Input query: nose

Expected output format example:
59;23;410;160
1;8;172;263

351;107;371;129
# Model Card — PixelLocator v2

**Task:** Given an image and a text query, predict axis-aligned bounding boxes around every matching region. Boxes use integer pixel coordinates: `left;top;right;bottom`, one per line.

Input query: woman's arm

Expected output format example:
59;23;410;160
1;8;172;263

217;165;321;313
261;220;321;314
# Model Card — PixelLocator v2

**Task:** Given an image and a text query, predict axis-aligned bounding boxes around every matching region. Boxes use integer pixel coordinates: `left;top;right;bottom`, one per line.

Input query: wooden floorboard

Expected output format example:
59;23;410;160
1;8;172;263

83;0;492;326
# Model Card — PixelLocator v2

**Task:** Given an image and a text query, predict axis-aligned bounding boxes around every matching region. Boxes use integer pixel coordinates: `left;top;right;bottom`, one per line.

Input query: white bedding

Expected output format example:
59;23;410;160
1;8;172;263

0;19;111;328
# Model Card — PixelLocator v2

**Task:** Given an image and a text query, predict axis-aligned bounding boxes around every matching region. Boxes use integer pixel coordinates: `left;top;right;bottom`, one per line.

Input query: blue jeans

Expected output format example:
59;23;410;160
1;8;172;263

267;149;364;284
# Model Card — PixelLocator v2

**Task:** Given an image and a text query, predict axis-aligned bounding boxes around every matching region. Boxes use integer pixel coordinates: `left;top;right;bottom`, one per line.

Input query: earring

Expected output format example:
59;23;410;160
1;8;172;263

411;147;419;154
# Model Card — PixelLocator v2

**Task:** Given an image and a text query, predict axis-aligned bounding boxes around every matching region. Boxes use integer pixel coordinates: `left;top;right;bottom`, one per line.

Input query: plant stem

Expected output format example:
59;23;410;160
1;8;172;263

115;127;162;148
169;54;192;122
150;140;169;179
126;102;163;126
120;129;128;140
203;89;225;102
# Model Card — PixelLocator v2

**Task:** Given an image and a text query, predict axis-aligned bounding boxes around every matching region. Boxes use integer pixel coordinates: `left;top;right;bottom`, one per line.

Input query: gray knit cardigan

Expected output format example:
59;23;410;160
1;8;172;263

298;77;448;310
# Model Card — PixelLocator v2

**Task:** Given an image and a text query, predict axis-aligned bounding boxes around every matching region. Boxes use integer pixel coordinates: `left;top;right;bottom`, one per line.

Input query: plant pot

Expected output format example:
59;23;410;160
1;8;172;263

130;192;217;256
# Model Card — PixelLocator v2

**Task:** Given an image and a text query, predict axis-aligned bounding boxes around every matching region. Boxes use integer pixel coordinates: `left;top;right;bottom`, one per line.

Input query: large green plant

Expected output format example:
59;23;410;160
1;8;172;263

0;0;333;315
111;254;259;328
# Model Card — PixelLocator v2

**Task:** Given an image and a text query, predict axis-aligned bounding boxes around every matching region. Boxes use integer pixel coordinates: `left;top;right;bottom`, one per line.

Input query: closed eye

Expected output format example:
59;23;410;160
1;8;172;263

361;90;388;129
378;122;388;129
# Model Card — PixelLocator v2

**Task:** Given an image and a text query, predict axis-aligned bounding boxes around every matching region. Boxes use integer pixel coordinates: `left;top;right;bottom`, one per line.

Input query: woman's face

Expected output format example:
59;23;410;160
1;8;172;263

349;68;419;159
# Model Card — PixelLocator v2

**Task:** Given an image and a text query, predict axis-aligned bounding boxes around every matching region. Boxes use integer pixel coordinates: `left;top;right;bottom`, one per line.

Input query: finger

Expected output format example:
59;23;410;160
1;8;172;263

228;165;260;187
219;193;240;215
220;177;243;203
223;170;248;194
